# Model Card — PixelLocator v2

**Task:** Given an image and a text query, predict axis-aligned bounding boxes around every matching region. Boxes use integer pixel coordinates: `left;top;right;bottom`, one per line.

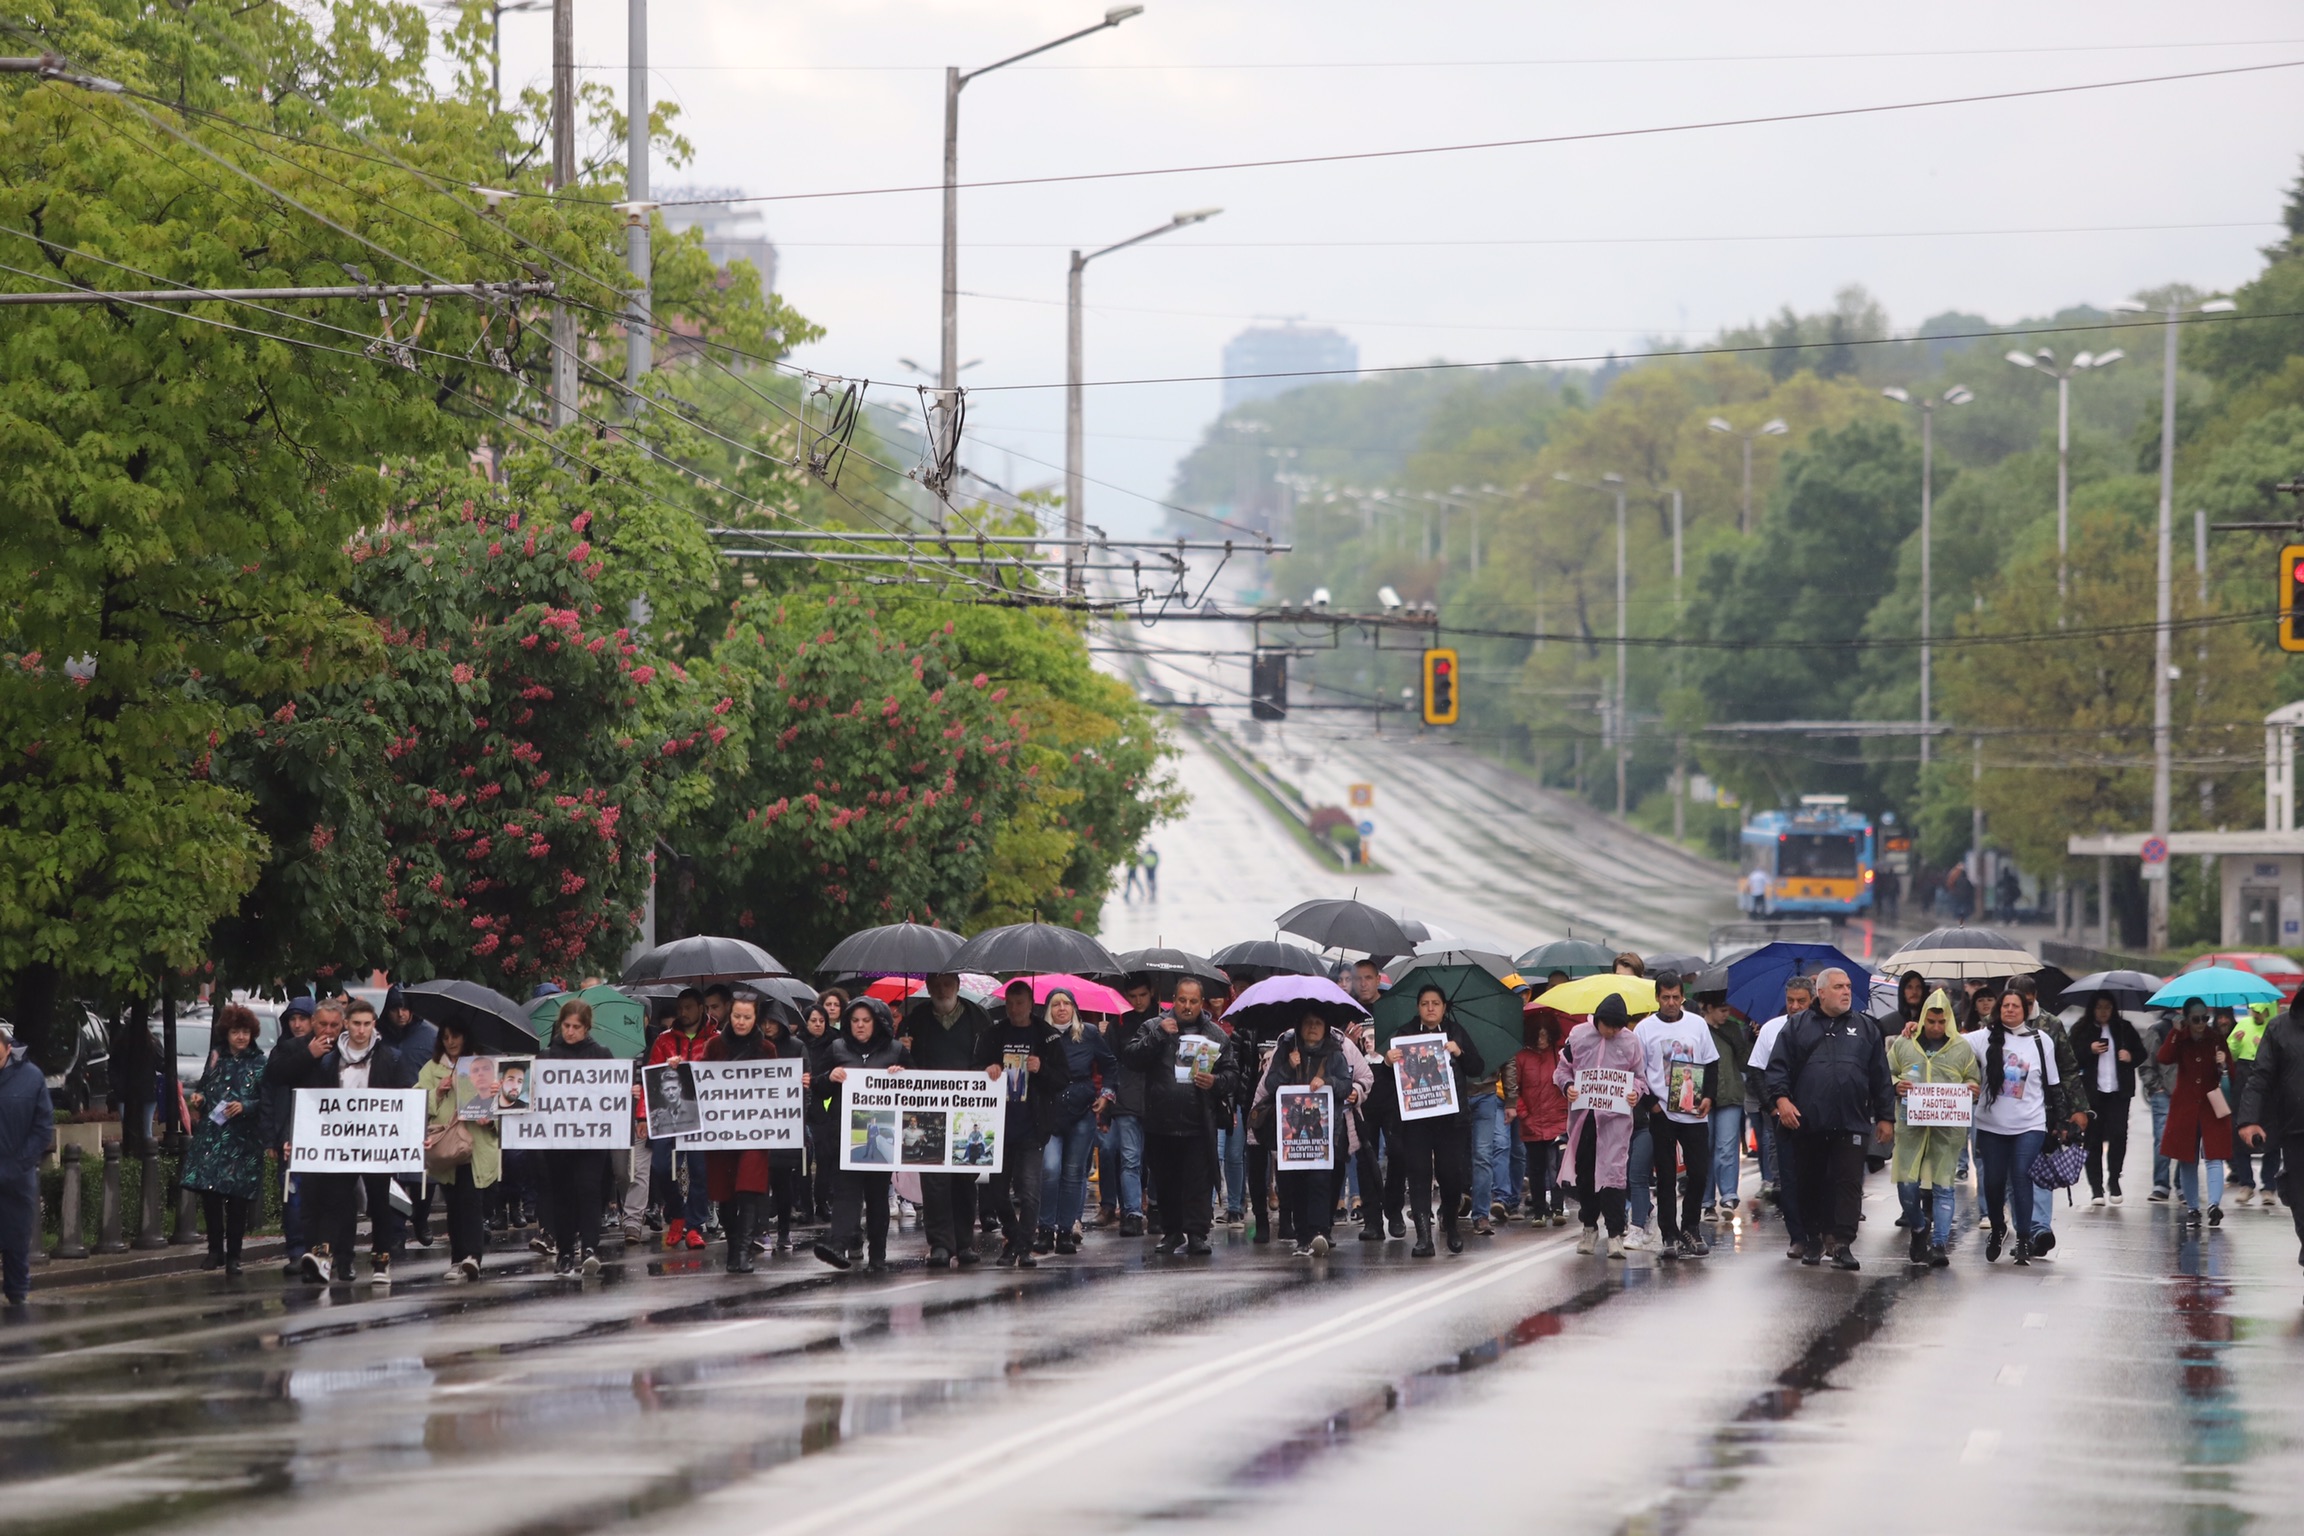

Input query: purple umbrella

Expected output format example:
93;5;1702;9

1224;974;1369;1038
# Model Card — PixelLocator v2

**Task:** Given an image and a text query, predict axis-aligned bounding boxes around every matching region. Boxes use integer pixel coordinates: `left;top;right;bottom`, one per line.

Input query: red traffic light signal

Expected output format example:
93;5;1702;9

1421;648;1459;725
2282;544;2304;653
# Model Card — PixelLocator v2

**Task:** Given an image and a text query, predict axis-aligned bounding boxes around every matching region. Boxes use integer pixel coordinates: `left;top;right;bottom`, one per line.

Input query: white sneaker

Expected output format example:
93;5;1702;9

2236;1187;2257;1207
1307;1235;1330;1258
1575;1226;1598;1255
1623;1225;1651;1251
299;1250;331;1285
2107;1193;2124;1206
1604;1235;1627;1260
2089;1195;2105;1207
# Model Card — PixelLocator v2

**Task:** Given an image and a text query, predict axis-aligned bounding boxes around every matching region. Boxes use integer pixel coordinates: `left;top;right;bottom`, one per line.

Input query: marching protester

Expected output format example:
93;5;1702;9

1254;1007;1369;1257
271;1000;415;1285
1761;968;1893;1271
540;999;613;1277
816;998;904;1273
1121;976;1235;1256
976;979;1070;1267
1967;989;2064;1263
1039;987;1117;1255
1462;1007;1512;1233
261;996;317;1276
1512;1008;1570;1225
1638;976;1719;1260
377;987;438;1248
1558;991;1645;1258
2070;993;2145;1205
900;972;993;1267
644;988;718;1251
416;1020;499;1281
2158;1000;2235;1229
2138;1005;2178;1202
798;1004;840;1223
1887;989;1978;1267
1889;970;1928;1034
0;1020;55;1305
1745;974;1815;1250
701;995;778;1272
181;1003;267;1276
2236;1001;2304;1286
1099;980;1155;1238
1700;992;1753;1219
2228;1002;2281;1208
1347;959;1402;1241
2010;975;2085;1254
1388;984;1483;1256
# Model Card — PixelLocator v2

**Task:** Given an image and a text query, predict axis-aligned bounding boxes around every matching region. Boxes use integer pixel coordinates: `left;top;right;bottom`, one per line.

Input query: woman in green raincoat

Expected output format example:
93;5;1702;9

1887;988;1979;1269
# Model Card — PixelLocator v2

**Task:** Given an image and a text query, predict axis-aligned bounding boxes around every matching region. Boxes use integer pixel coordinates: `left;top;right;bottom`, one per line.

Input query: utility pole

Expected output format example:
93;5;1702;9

623;0;651;415
549;0;578;429
1882;386;1973;768
2006;346;2121;623
1613;475;1628;817
1706;415;1787;535
1671;487;1686;841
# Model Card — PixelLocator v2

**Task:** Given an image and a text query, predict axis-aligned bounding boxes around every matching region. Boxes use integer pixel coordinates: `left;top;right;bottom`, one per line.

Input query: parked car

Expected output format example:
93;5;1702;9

172;994;285;1088
44;1007;115;1115
2174;950;2304;1006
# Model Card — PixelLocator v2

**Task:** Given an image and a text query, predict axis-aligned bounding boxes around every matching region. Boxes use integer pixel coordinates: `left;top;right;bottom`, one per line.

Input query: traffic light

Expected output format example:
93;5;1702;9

1420;647;1459;725
2282;544;2304;653
1250;651;1289;721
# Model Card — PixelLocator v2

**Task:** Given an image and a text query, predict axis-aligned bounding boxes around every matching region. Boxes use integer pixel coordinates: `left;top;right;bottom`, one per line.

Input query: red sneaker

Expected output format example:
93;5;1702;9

663;1220;686;1250
683;1227;705;1250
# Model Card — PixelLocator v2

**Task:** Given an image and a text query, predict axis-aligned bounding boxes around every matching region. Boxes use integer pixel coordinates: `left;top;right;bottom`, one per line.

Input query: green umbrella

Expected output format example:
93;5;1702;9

529;984;649;1060
1371;957;1526;1068
1514;938;1617;979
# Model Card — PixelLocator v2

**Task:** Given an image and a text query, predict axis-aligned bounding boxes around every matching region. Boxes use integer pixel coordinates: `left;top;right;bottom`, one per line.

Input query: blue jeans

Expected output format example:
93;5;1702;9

1977;1128;2047;1237
2175;1133;2227;1211
1041;1114;1096;1234
1754;1109;1780;1189
1468;1093;1511;1215
1507;1133;1527;1210
2149;1092;2171;1194
1097;1115;1143;1218
1217;1107;1247;1215
1898;1181;1955;1247
650;1142;711;1229
1627;1120;1655;1228
279;1159;308;1260
1707;1105;1745;1206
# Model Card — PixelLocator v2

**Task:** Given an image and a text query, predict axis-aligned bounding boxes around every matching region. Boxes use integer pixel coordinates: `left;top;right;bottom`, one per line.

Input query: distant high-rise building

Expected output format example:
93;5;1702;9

656;187;779;299
1220;323;1356;411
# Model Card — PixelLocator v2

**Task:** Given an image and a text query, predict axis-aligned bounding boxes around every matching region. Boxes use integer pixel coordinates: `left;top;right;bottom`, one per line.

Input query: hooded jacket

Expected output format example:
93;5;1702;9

1761;1002;1894;1138
2236;1009;2304;1141
1886;991;1980;1186
0;1047;56;1183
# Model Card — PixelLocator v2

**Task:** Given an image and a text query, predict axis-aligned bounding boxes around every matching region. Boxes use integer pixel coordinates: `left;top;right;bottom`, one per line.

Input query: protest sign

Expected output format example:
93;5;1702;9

1573;1067;1639;1115
1276;1085;1335;1169
289;1088;424;1173
642;1061;704;1139
492;1056;532;1116
1903;1082;1976;1128
1174;1034;1223;1084
455;1056;500;1122
1391;1033;1460;1121
676;1060;805;1151
840;1069;1005;1172
1000;1046;1031;1102
500;1060;634;1151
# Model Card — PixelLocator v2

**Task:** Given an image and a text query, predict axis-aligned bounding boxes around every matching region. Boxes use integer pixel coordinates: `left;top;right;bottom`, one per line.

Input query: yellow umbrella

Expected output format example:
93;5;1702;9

1532;974;1656;1016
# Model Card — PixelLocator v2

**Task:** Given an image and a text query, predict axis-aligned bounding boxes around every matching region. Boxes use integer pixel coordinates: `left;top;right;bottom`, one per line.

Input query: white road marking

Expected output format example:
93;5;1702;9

1960;1429;2002;1464
2023;1312;2046;1329
1996;1365;2027;1386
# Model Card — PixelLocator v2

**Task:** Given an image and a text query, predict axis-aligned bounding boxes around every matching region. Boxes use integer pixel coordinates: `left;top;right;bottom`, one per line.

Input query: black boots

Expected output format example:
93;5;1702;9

1908;1223;1930;1266
724;1202;755;1274
1410;1213;1436;1259
1442;1213;1464;1255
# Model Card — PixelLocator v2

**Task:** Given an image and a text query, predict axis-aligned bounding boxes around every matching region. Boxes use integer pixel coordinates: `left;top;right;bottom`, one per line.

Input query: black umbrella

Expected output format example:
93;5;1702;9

1274;898;1416;958
402;979;541;1055
621;935;793;986
1209;939;1326;977
1642;953;1705;986
948;921;1124;980
814;922;965;979
1119;946;1227;985
2060;969;2164;1010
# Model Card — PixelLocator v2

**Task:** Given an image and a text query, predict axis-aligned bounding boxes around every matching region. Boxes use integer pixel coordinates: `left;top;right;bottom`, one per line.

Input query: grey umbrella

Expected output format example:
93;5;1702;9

1209;939;1326;977
401;979;541;1055
621;935;793;986
1274;898;1416;958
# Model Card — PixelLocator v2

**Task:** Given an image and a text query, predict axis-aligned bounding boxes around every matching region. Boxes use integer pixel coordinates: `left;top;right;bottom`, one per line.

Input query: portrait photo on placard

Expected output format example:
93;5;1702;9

949;1110;998;1167
644;1061;703;1138
492;1056;532;1115
849;1107;898;1165
900;1109;948;1166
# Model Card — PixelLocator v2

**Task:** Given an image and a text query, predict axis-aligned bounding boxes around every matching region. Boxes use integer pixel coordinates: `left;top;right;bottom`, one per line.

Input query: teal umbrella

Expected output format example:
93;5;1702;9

1371;955;1525;1068
1514;938;1616;979
2145;967;2282;1011
529;984;649;1059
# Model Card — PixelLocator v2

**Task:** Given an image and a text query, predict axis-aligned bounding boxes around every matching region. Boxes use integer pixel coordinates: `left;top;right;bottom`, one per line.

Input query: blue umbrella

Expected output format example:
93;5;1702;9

2145;967;2283;1010
1721;942;1874;1024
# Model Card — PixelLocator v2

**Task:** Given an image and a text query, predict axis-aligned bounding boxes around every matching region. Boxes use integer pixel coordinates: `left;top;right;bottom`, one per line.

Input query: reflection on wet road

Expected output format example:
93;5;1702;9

5;1110;2301;1536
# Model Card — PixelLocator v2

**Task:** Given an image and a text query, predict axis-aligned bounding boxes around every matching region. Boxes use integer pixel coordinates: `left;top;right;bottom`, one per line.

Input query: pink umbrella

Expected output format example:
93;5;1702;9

1025;973;1129;1015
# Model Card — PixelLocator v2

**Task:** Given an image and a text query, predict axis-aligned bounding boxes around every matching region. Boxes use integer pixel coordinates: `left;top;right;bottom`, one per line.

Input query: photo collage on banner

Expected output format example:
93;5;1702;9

1276;1085;1334;1170
1390;1033;1460;1121
840;1069;1005;1172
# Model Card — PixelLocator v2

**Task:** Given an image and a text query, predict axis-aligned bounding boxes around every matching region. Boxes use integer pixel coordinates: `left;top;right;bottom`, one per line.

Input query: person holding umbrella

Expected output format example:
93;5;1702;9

1388;984;1484;1257
1253;1008;1368;1257
2158;1000;2235;1228
2070;993;2146;1205
1557;992;1646;1258
1122;976;1235;1256
976;980;1070;1267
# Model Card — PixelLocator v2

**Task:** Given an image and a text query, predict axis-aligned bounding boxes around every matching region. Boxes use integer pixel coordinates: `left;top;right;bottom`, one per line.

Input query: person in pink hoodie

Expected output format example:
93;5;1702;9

1557;991;1648;1258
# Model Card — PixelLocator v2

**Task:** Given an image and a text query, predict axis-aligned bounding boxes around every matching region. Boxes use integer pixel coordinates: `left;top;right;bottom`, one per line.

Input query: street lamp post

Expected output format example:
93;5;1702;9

2112;294;2236;951
1065;206;1219;593
2004;345;2124;620
1881;385;1973;769
1705;415;1789;534
1554;470;1630;815
944;6;1143;393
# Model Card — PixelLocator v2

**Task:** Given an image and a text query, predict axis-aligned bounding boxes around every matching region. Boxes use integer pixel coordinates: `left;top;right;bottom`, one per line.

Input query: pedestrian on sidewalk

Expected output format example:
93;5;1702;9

0;1020;56;1305
815;999;904;1272
1762;968;1893;1271
2235;1002;2304;1295
977;980;1068;1268
2227;1002;2282;1208
1122;978;1234;1257
1888;989;1978;1268
539;1000;613;1278
2069;993;2145;1205
417;1020;499;1281
1559;992;1645;1258
901;972;992;1267
2157;1001;2235;1230
181;1004;266;1276
1512;1010;1570;1225
1966;991;2063;1264
1639;976;1719;1260
1388;984;1483;1257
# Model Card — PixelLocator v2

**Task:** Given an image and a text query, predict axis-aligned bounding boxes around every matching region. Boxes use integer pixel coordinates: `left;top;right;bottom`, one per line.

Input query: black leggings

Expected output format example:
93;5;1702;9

807;1109;838;1214
1397;1115;1469;1228
200;1192;250;1259
441;1165;487;1264
546;1150;608;1260
1247;1143;1274;1236
831;1170;890;1260
1145;1133;1213;1238
1278;1167;1334;1242
1572;1122;1627;1236
2085;1089;2131;1196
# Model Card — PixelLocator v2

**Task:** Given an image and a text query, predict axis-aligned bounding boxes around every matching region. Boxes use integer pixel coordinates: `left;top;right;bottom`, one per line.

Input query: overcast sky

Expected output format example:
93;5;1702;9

494;2;2302;538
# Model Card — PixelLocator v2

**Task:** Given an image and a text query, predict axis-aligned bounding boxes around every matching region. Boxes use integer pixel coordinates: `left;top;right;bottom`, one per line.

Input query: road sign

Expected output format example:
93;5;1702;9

2140;836;2168;864
1357;819;1375;837
1348;782;1373;808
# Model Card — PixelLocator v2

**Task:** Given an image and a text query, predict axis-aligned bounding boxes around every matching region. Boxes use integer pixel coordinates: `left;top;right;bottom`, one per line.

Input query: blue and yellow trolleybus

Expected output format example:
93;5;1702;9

1739;795;1875;919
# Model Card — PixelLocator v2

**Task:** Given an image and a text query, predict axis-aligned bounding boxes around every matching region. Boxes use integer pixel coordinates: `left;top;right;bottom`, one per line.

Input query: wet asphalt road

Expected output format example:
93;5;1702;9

6;1108;2301;1536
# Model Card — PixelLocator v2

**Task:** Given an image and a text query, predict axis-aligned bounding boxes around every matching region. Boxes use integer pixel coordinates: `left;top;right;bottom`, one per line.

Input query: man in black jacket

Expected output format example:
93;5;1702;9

974;981;1069;1267
268;1001;416;1285
261;998;317;1275
1122;978;1236;1255
2238;1003;2304;1284
1761;968;1893;1271
1101;983;1156;1236
900;973;993;1268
